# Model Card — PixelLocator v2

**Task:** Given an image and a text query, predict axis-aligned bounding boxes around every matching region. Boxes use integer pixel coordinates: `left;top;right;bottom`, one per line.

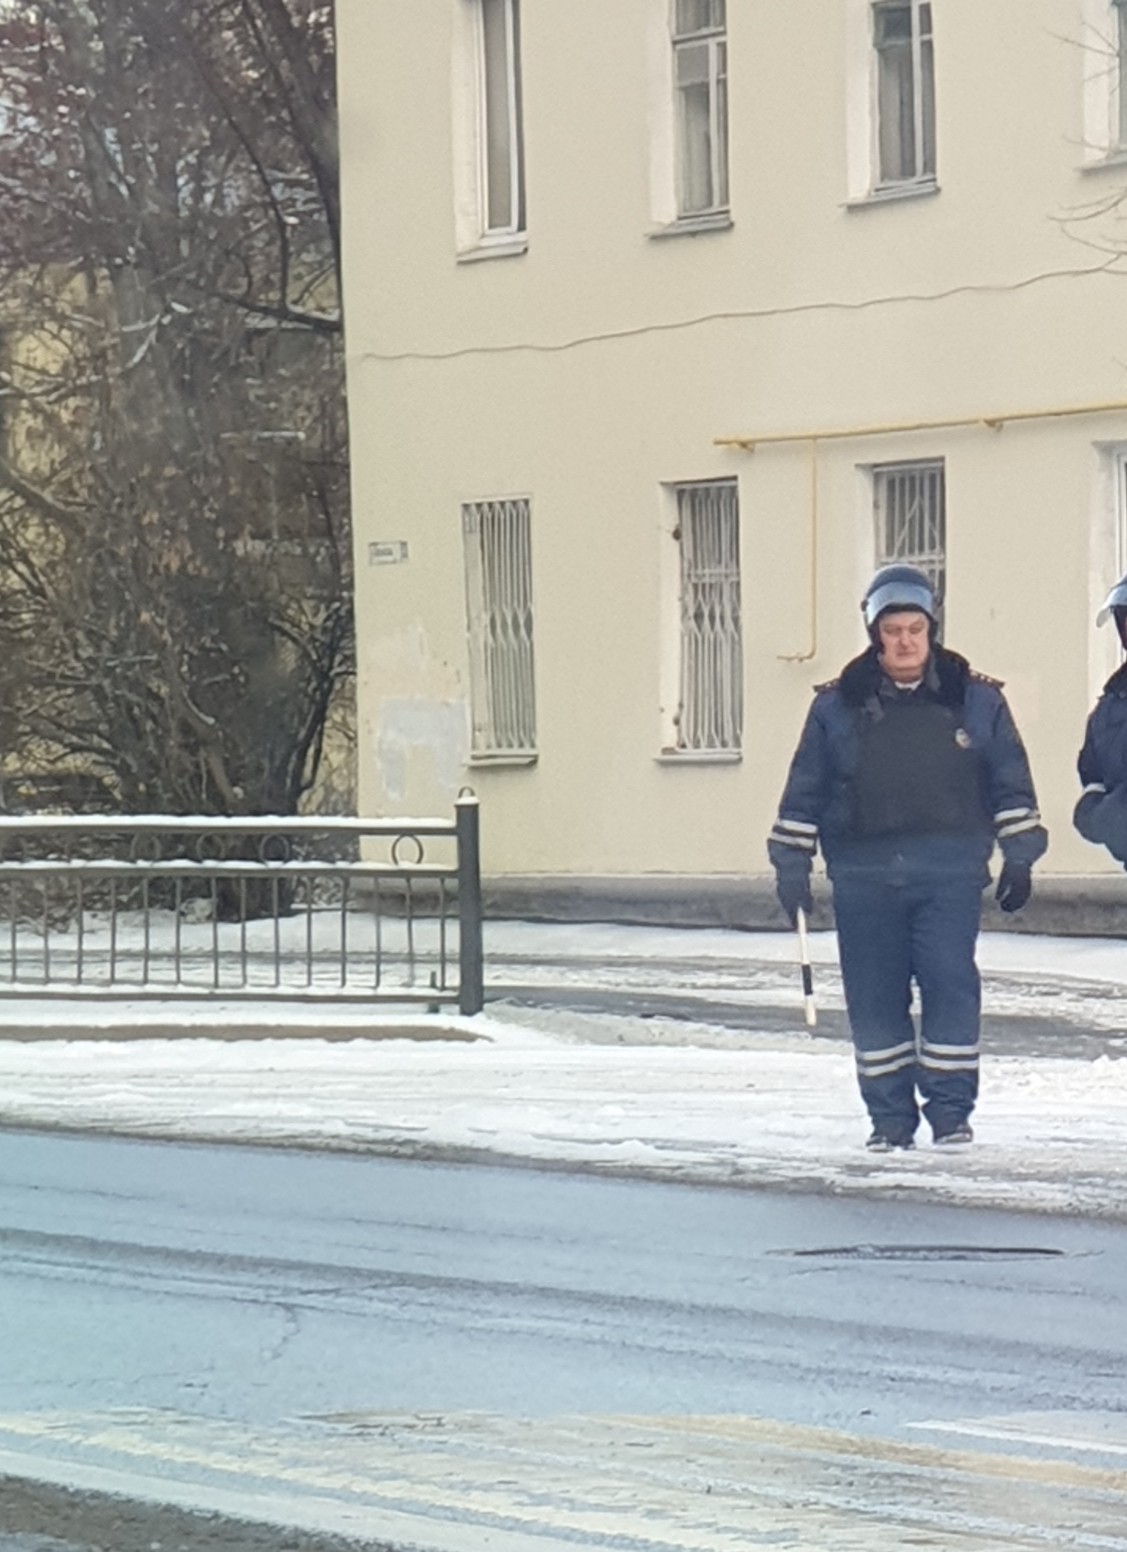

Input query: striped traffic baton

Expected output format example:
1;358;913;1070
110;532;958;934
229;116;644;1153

795;906;817;1029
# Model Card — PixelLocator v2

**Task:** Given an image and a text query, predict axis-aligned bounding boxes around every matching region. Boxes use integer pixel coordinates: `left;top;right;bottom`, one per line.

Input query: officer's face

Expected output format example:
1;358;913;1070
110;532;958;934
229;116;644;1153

877;610;930;682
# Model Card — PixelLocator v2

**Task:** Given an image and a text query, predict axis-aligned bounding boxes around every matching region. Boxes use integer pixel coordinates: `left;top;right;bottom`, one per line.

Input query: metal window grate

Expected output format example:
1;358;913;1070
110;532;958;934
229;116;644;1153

874;0;935;186
673;0;728;215
463;498;537;755
676;481;742;751
873;460;945;630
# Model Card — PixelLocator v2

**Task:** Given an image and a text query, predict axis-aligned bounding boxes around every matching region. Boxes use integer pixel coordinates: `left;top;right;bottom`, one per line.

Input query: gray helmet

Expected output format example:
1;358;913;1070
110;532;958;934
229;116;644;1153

861;564;939;633
1097;572;1127;647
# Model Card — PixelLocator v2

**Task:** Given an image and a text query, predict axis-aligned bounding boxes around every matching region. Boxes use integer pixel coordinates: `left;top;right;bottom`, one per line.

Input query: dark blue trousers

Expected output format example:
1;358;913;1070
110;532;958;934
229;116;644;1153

832;873;983;1142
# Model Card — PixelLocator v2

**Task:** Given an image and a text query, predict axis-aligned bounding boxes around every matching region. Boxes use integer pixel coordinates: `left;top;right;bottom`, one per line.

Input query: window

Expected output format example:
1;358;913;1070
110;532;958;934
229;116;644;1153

476;0;525;237
672;0;729;217
674;481;742;751
873;460;946;630
1092;445;1127;688
1100;445;1127;591
873;0;935;187
1080;0;1127;164
1114;448;1127;574
462;498;536;757
1116;0;1127;146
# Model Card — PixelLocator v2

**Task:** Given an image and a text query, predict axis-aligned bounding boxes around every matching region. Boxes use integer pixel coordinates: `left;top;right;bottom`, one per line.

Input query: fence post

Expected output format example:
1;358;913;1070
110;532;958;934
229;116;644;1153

456;794;484;1016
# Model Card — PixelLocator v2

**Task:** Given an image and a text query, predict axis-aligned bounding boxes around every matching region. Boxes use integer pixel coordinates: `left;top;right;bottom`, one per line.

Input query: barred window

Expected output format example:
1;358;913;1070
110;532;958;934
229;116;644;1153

462;498;536;756
874;0;935;187
673;0;729;216
873;459;946;631
675;480;742;751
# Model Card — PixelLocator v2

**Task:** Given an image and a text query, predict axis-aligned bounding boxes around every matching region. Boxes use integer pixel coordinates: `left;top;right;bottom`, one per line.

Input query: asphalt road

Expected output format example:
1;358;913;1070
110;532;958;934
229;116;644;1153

1;1129;1127;1548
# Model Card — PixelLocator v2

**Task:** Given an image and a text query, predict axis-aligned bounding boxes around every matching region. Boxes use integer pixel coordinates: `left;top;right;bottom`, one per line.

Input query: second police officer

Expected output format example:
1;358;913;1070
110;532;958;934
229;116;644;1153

768;565;1048;1152
1074;571;1127;866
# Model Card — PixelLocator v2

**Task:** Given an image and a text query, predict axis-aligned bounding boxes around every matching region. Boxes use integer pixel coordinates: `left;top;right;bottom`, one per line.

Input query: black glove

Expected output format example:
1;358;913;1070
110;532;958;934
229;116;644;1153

1074;787;1127;863
995;861;1032;914
775;865;813;927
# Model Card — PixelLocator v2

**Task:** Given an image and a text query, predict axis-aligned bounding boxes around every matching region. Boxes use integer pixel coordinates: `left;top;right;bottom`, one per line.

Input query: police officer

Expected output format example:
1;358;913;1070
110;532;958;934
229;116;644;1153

1074;572;1127;865
768;565;1047;1152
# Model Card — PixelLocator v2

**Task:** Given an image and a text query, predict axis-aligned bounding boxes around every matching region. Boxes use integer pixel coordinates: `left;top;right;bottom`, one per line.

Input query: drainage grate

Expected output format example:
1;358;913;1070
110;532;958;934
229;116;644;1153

779;1244;1066;1263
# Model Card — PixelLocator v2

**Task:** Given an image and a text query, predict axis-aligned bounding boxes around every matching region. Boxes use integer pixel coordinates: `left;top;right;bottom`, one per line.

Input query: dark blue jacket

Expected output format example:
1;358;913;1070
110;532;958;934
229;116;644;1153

1074;662;1127;865
768;646;1048;882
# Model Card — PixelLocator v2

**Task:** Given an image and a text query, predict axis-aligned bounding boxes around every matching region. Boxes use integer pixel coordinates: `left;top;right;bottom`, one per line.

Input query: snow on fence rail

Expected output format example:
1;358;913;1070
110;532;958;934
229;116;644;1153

0;798;484;1015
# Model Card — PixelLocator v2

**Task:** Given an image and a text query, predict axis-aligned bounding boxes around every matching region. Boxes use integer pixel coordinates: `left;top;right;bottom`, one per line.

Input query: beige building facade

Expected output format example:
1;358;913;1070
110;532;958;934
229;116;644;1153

337;0;1127;913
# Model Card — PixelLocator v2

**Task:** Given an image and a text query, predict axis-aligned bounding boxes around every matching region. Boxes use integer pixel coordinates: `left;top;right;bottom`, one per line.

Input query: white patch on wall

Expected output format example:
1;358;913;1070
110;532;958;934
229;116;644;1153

372;625;432;677
376;699;470;807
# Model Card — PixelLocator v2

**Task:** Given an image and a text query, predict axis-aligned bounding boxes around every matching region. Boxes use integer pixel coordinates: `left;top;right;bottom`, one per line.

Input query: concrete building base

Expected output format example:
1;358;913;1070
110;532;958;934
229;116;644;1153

482;873;1127;938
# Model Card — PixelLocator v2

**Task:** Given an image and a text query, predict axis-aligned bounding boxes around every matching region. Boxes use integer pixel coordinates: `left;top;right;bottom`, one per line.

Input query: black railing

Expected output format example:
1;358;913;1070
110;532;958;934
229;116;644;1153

0;797;484;1015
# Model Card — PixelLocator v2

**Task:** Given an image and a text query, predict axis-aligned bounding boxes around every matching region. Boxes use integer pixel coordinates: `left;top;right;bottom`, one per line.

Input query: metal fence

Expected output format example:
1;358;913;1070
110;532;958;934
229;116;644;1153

0;797;484;1015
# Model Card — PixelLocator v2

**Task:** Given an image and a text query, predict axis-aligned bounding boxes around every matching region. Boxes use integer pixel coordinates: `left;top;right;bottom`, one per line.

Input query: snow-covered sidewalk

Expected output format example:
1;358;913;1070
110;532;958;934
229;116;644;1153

0;921;1124;1220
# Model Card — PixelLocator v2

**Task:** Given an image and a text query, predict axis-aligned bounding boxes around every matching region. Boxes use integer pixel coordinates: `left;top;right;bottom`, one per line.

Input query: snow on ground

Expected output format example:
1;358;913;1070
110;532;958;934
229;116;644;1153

483;919;1127;983
0;918;1123;1219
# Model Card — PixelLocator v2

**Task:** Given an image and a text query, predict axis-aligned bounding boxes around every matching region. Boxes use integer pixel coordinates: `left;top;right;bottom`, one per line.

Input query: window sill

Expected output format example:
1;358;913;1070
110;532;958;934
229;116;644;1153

655;749;742;765
845;180;940;210
1079;149;1127;175
456;236;529;264
648;211;733;240
468;751;538;767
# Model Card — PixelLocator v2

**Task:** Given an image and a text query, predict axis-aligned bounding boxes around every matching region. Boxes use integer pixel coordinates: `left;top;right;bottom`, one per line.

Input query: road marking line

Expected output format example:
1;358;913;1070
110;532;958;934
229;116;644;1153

0;1410;1125;1551
910;1409;1127;1458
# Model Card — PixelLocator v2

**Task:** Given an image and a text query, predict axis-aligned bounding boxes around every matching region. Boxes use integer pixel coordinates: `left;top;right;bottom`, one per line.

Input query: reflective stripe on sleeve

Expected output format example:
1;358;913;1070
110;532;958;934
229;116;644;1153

994;806;1042;839
766;819;819;856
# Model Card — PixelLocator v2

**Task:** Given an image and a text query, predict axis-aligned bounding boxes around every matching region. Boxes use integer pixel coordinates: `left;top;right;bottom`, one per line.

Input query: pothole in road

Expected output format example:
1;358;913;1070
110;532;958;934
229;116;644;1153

776;1244;1069;1262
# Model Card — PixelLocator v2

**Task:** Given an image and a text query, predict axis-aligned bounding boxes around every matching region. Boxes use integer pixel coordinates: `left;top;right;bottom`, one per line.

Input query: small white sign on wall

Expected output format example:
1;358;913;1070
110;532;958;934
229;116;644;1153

368;540;409;566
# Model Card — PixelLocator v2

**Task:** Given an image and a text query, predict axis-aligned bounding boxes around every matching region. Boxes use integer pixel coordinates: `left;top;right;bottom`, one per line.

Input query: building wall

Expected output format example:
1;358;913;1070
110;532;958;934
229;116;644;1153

337;0;1127;880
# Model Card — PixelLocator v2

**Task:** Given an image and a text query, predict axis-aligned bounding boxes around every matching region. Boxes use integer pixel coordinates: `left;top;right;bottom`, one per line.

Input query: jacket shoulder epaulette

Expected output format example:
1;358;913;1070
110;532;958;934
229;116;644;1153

813;677;840;694
970;669;1004;690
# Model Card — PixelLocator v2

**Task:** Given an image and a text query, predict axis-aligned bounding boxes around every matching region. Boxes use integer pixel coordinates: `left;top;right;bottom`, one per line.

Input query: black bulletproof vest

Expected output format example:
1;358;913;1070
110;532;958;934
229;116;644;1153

851;691;987;839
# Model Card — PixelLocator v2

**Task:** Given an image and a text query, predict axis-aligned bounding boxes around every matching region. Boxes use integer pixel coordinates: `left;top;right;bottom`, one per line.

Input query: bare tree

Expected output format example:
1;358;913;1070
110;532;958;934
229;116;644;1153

0;0;353;817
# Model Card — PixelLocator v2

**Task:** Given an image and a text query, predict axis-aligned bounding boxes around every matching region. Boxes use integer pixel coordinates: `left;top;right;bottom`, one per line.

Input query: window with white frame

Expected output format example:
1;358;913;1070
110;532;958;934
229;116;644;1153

674;481;742;751
474;0;525;239
873;0;935;187
1105;445;1127;583
873;460;946;631
672;0;729;217
1115;448;1127;572
1080;0;1127;162
1114;0;1127;147
1090;445;1127;689
462;498;536;757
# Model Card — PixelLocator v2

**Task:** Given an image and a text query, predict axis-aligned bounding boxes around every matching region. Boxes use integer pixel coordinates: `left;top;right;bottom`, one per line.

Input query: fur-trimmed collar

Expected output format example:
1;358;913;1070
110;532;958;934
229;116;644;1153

838;645;971;709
